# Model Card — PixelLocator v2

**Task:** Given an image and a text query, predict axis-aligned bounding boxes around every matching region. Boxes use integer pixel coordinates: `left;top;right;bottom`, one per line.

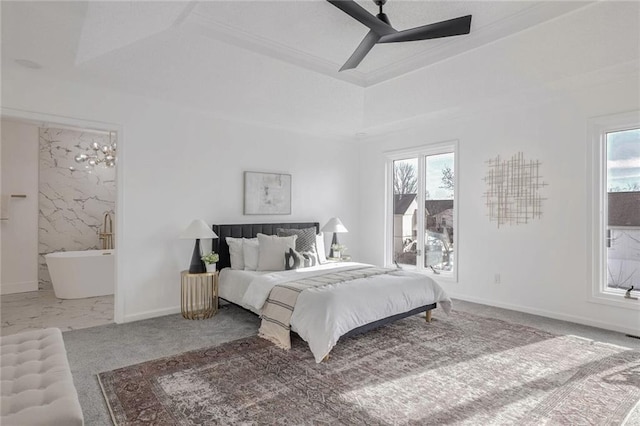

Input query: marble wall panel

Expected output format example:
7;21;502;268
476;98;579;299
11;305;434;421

39;128;116;288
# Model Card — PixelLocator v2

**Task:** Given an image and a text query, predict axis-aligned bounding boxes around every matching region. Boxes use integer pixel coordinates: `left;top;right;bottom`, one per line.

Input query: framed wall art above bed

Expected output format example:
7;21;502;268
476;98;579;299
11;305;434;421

244;171;291;215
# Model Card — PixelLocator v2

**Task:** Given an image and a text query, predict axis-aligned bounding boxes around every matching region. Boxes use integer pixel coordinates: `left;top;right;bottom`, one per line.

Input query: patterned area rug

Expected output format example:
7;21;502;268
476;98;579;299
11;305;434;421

98;311;640;425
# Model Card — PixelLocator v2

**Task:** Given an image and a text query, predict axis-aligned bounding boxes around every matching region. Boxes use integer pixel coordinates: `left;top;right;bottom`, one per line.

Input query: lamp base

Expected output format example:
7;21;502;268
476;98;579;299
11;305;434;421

329;233;339;258
188;239;206;274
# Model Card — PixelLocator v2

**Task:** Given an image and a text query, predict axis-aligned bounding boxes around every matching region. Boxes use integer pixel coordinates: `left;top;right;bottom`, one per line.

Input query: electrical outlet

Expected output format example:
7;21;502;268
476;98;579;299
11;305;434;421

494;273;501;284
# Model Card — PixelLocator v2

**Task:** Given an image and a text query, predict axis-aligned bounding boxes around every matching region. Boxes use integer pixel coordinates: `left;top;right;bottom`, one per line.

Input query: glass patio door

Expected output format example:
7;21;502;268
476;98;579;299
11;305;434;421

389;144;456;277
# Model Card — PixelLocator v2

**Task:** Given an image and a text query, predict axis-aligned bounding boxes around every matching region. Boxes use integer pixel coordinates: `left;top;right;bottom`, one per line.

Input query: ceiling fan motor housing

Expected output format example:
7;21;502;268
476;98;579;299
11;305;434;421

377;12;390;25
374;0;390;25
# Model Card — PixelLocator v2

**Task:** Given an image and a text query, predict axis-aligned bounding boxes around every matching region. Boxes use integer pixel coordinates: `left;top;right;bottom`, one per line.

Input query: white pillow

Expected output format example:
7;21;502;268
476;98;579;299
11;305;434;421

257;233;297;271
316;232;327;264
226;237;244;270
243;238;260;271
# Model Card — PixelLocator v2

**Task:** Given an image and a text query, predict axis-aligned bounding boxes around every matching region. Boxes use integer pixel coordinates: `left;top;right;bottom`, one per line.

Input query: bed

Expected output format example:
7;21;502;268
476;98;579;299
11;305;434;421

212;222;451;362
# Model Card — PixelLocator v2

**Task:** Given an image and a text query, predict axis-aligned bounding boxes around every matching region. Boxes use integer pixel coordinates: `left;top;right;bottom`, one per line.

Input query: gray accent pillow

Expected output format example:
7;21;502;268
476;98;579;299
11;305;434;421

277;227;319;266
285;248;314;270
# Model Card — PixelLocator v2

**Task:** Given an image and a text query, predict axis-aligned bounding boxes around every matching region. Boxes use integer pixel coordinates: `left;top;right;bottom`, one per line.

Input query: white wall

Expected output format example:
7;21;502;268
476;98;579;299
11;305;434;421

2;70;360;322
362;2;639;130
1;119;39;294
357;2;640;334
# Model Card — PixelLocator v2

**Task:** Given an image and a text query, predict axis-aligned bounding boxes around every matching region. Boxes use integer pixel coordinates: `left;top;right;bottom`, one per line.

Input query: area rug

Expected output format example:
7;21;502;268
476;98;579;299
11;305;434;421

98;311;640;425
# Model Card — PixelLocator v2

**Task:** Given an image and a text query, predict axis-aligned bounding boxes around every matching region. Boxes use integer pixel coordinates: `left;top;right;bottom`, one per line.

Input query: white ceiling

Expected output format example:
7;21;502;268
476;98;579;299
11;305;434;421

1;1;596;136
185;0;591;86
3;1;593;87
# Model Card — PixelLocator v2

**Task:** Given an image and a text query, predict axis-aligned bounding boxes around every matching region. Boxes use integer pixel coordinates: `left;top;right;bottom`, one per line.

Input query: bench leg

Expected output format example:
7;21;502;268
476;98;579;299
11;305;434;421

425;310;432;323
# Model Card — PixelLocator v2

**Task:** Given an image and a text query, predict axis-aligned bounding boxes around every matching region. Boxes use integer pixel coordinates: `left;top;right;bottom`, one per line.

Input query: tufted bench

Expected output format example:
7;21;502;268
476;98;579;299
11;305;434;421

1;328;84;425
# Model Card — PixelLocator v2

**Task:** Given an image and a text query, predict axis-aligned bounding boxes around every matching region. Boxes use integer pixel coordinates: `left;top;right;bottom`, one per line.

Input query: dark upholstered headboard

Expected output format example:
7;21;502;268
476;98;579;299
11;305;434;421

212;222;320;270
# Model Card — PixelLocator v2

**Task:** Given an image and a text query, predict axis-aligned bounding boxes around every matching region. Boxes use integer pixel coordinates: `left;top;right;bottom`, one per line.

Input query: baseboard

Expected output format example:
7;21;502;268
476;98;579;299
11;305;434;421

446;292;640;337
122;306;181;323
0;280;38;295
118;294;636;335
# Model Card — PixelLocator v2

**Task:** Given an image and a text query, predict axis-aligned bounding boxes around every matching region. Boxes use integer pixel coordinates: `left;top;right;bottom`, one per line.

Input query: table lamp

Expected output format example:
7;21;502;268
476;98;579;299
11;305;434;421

180;219;218;273
321;217;348;258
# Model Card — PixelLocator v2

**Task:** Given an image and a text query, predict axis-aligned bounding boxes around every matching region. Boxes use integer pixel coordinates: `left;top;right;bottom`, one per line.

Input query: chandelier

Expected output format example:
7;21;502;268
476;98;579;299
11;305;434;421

74;131;117;168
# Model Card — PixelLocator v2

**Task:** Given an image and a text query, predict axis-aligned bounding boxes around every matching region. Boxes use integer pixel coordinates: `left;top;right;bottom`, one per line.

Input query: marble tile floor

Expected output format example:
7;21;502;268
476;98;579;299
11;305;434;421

0;289;113;336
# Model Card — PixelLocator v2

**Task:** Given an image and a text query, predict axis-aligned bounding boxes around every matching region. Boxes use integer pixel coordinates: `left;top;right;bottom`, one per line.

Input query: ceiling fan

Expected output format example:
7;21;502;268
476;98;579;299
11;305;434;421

327;0;472;71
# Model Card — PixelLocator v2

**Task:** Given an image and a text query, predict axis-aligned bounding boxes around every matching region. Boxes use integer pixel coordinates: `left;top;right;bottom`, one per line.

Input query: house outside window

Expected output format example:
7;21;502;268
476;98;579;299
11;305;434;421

589;112;640;308
386;141;457;280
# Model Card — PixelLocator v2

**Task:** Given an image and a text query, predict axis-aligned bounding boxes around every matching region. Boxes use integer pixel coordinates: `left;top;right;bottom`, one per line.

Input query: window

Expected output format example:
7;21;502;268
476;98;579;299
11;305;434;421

589;112;640;308
386;141;457;280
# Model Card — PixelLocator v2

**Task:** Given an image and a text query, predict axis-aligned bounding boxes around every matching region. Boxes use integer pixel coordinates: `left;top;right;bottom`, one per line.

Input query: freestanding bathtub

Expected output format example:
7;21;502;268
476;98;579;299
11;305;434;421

45;250;114;299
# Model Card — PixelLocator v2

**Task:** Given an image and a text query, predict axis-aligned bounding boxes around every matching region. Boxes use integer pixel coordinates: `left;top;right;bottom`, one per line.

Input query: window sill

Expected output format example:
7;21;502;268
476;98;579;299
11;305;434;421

588;291;640;311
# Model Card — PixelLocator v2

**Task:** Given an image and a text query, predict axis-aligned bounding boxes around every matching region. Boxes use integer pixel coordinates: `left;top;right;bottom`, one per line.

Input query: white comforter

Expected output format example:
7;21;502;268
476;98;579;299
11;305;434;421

242;262;452;363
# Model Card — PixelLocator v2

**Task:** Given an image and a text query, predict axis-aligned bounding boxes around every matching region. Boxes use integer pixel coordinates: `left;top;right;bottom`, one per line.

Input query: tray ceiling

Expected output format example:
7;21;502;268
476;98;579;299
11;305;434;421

184;1;588;86
58;1;594;87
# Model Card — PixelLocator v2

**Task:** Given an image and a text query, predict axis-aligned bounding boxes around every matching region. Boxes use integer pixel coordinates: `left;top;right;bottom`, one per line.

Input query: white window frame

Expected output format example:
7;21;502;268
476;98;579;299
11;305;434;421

587;111;639;310
385;140;458;282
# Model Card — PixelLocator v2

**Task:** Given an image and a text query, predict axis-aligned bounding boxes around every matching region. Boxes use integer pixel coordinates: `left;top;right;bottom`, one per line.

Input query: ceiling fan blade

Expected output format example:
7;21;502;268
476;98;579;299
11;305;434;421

378;15;472;43
339;30;380;71
327;0;396;36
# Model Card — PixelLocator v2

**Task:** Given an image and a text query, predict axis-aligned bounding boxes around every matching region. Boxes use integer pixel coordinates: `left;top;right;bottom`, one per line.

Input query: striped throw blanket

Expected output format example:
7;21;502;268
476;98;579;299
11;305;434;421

258;266;395;350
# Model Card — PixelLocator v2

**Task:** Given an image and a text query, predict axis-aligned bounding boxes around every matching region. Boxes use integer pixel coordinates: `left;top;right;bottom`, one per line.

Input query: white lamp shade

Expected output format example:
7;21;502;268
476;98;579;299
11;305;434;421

321;217;348;233
180;219;218;239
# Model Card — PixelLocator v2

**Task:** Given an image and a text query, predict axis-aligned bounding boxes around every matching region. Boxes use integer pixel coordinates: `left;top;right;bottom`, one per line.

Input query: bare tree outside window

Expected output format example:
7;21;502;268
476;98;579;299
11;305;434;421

394;162;417;196
440;165;454;198
440;166;454;189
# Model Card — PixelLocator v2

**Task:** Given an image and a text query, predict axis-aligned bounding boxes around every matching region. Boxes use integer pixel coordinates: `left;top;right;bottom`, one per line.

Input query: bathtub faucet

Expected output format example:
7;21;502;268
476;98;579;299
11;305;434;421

99;212;114;250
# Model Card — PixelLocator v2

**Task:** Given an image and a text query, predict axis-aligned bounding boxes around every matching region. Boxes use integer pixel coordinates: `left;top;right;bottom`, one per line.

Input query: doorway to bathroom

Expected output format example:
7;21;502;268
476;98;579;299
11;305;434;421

1;114;119;336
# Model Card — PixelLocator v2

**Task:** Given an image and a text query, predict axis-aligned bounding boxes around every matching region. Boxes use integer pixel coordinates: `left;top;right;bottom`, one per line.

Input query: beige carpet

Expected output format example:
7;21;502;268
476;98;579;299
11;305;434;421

98;311;640;425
